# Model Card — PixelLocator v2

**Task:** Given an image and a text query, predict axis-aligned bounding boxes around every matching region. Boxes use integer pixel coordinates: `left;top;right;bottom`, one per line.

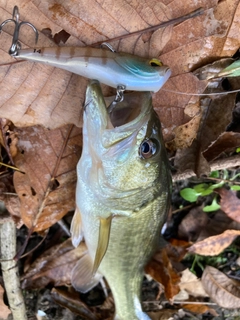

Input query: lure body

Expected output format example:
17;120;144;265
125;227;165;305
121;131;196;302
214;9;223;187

16;47;171;92
71;80;171;320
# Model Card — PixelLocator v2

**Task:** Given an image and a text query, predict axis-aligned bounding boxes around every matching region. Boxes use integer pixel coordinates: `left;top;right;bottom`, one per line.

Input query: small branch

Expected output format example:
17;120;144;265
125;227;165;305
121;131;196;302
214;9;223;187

0;216;27;320
172;154;240;182
91;7;204;46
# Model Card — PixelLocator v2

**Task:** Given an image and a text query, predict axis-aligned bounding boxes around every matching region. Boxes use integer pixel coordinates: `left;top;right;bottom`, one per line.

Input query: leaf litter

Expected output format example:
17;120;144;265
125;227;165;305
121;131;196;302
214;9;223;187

0;0;240;319
13;124;82;232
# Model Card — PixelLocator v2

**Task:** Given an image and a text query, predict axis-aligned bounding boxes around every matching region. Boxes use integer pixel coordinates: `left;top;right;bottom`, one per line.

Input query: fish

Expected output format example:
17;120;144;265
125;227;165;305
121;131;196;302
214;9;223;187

70;80;172;320
14;47;171;92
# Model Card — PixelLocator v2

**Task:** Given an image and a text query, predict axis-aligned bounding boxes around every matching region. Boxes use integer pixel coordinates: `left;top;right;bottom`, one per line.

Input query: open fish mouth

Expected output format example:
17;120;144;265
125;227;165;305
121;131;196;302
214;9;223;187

85;80;153;135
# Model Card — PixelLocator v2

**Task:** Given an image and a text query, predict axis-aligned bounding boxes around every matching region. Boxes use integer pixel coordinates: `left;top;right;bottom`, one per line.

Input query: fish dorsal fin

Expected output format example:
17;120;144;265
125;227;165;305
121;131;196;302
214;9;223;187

92;216;112;275
70;207;83;248
72;253;102;293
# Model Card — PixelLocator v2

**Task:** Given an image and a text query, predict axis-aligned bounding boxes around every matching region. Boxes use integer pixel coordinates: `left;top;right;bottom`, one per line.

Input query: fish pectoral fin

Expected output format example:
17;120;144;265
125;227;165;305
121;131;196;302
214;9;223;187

70;207;84;248
71;253;102;293
92;216;112;275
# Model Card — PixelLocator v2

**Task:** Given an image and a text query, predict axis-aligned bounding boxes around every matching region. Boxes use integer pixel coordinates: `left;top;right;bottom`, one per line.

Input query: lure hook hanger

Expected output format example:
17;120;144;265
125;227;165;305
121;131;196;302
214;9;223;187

100;42;127;110
108;85;126;114
0;6;38;56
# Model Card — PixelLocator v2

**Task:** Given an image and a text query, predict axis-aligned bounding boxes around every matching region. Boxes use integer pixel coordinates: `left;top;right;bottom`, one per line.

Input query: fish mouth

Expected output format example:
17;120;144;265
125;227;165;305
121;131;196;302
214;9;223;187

85;80;152;131
105;91;152;129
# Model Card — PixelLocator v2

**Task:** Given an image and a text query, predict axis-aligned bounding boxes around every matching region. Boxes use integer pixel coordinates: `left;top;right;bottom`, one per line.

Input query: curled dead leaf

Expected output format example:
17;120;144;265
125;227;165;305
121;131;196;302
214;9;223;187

188;229;240;256
145;248;180;301
22;239;87;289
215;188;240;223
202;266;240;309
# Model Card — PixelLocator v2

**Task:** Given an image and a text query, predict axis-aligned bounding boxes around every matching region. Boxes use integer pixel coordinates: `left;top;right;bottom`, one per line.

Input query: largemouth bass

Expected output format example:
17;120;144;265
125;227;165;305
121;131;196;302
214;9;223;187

71;80;171;320
13;47;171;92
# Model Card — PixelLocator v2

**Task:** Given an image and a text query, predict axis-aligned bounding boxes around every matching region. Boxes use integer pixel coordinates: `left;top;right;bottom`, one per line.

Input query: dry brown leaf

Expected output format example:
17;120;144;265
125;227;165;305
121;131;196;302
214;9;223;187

178;207;209;241
174;139;211;177
199;94;237;152
51;288;97;320
13;124;82;231
203;132;240;162
0;173;22;226
0;1;239;132
22;239;87;289
189;229;240;256
202;265;240;309
174;81;237;176
216;188;240;223
167;239;190;262
0;0;173;129
166;113;201;150
197;209;240;241
182;304;218;316
174;268;208;299
145;248;180;300
147;309;178;320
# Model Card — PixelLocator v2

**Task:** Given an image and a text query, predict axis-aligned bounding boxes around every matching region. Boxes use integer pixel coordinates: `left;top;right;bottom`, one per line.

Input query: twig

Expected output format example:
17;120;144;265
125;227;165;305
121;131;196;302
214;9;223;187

172;154;240;182
0;214;27;320
91;7;204;46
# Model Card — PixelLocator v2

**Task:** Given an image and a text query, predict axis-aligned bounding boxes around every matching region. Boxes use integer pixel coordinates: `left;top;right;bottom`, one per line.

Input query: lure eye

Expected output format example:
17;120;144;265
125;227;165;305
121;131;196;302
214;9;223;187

139;139;157;159
149;58;163;67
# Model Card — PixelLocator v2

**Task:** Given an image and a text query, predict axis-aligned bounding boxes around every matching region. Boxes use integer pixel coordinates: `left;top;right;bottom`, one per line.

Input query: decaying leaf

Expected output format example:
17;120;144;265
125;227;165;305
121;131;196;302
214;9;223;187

174;82;237;176
22;239;87;289
178;207;209;242
51;288;97;320
174;139;211;177
182;304;218;316
147;309;179;320
145;248;180;300
174;268;208;299
202;266;240;309
203;132;240;161
188;229;240;256
216;188;240;223
166;113;202;150
13;125;82;231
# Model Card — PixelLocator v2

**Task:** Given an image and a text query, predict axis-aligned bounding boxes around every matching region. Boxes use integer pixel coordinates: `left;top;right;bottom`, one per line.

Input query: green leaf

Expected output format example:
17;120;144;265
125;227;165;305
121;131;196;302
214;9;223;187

236;147;240;153
180;188;200;202
231;185;240;191
203;197;221;212
193;183;213;196
210;171;220;178
209;181;224;190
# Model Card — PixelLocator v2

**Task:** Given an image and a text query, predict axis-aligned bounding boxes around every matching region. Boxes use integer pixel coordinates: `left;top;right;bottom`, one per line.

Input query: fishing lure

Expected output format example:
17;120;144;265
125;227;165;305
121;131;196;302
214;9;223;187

0;6;171;94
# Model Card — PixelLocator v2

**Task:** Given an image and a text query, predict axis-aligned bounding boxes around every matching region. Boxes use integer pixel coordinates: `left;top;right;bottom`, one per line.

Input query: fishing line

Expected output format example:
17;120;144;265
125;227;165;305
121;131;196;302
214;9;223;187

161;87;240;96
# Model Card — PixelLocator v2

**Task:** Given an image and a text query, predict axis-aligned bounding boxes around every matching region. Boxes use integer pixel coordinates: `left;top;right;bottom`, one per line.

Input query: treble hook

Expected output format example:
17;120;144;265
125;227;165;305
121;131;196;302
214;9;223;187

108;85;126;114
0;6;38;56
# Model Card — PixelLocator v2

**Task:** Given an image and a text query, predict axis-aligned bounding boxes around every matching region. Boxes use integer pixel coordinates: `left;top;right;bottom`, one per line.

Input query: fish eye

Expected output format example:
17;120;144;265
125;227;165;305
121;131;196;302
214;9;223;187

149;58;163;67
139;139;157;159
